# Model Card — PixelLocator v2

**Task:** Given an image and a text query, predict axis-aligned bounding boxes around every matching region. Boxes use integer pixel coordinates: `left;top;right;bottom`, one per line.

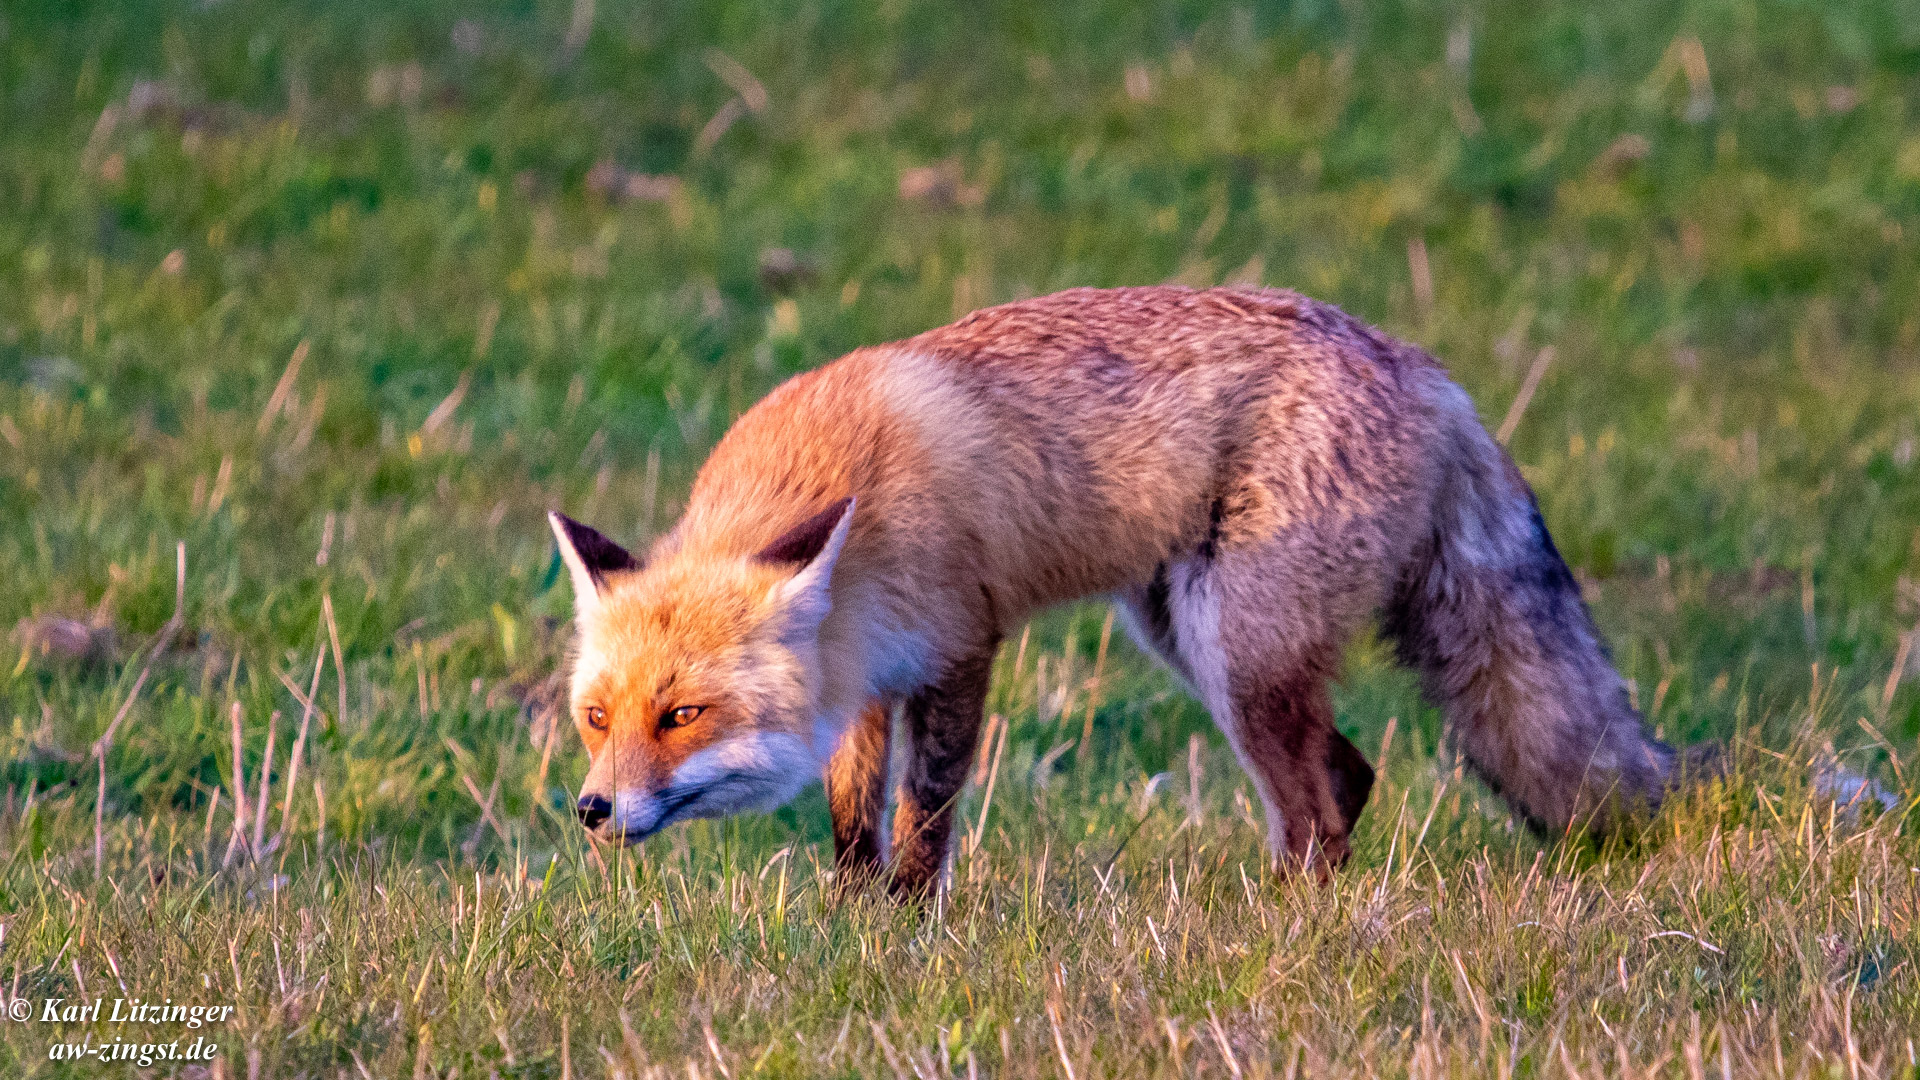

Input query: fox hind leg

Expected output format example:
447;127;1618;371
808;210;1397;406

1121;548;1377;875
1223;650;1374;872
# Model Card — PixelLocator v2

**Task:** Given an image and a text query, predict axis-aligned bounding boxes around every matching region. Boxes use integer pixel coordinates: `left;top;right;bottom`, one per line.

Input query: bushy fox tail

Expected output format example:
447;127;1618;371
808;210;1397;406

1384;385;1688;835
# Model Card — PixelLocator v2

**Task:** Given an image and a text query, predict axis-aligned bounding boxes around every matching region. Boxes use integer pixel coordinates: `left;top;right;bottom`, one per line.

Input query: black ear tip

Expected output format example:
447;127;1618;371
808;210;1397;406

552;512;640;580
550;512;591;547
549;510;593;541
755;497;856;567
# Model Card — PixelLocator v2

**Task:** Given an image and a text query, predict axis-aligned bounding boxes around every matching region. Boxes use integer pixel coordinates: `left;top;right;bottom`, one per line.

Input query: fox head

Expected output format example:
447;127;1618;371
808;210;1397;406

548;498;854;845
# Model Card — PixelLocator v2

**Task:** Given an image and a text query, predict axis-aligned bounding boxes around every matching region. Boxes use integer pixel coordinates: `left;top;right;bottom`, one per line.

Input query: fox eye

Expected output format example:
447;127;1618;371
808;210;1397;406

584;706;608;731
659;705;705;731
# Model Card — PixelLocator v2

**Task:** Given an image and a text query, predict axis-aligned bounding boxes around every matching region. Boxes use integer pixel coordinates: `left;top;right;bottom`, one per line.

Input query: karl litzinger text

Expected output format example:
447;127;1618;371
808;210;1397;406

36;996;235;1027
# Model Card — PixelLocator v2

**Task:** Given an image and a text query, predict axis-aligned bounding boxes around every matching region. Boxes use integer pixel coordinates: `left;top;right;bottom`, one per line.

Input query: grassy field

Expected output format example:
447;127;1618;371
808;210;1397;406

3;0;1920;1075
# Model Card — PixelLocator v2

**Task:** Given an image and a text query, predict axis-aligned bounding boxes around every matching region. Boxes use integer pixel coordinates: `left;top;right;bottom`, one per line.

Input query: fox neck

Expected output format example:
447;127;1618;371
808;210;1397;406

803;578;945;760
807;600;890;755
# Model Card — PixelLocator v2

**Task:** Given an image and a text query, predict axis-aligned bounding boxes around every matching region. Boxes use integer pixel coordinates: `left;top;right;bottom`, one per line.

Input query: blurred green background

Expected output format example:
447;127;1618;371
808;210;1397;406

4;2;1920;1075
2;0;1918;896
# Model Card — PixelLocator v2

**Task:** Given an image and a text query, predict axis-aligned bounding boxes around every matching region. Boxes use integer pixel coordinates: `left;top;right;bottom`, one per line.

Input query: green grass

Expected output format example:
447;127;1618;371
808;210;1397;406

3;0;1920;1074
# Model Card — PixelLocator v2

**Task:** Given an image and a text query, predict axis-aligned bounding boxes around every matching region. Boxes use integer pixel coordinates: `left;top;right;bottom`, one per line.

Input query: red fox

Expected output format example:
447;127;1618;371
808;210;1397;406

551;286;1689;896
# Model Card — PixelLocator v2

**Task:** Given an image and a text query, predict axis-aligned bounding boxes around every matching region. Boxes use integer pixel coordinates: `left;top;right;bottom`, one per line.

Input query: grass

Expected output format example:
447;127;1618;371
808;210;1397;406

2;0;1919;1074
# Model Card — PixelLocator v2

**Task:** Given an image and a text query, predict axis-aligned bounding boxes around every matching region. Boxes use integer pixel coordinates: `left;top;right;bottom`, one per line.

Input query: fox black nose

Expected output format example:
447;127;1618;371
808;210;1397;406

576;794;612;829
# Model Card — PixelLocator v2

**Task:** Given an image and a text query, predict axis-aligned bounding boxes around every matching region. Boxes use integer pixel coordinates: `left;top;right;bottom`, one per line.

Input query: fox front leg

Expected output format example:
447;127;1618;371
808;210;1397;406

825;701;892;889
888;643;998;900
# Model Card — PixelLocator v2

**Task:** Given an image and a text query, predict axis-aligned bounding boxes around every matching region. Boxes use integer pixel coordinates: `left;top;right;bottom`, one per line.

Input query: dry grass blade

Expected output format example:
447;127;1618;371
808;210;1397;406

461;774;512;849
92;541;185;875
421;369;471;437
703;49;768;113
1407;236;1434;321
324;591;348;727
1880;627;1913;716
92;665;149;876
967;714;1010;856
1047;1004;1079;1080
1646;930;1724;955
272;620;329;855
224;701;249;867
257;339;309;435
1079;606;1115;751
531;707;560;829
251;708;278;856
1207;1003;1245;1080
1496;346;1554;445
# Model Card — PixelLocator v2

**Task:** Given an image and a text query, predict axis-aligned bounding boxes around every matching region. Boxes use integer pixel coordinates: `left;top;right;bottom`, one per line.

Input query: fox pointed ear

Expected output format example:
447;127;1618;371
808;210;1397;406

758;497;855;633
549;512;639;618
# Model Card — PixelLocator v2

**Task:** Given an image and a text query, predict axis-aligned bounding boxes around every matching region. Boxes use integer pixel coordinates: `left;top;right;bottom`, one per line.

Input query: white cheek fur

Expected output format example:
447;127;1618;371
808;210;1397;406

669;731;816;815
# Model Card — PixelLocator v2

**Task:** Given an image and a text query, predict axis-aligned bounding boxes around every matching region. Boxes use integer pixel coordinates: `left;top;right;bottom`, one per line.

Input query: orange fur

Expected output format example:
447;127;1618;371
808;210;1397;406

553;286;1685;894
